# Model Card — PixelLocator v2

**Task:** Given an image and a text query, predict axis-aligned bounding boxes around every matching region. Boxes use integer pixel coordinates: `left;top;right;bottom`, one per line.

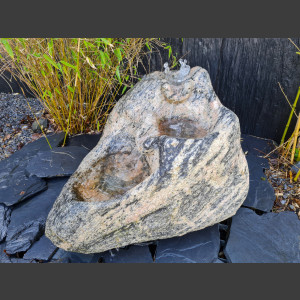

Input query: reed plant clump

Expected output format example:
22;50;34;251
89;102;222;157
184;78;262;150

0;38;176;143
277;39;300;182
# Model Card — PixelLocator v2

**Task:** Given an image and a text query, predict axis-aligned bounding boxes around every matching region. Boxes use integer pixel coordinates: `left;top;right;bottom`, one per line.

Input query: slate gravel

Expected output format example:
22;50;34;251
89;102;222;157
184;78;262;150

0;93;44;161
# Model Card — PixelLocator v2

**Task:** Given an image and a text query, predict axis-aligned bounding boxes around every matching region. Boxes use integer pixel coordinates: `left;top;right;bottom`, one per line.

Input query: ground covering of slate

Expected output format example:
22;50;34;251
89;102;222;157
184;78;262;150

0;133;299;263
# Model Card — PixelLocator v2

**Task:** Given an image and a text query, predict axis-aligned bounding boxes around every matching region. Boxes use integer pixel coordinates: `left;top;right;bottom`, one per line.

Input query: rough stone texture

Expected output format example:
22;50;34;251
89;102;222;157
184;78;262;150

155;225;220;263
5;177;68;254
224;208;300;263
23;235;58;261
46;64;249;254
26;146;90;178
0;204;11;242
101;245;154;263
0;132;65;206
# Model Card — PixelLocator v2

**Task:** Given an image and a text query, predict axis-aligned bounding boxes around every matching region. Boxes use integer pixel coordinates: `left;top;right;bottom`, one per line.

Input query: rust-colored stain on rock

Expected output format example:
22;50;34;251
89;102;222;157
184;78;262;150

74;150;150;202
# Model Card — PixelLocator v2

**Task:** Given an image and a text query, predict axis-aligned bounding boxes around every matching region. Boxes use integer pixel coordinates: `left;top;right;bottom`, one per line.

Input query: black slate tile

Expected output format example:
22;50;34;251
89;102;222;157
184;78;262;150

5;220;45;254
213;258;226;263
241;134;275;156
0;242;10;263
10;258;37;263
154;224;220;263
50;248;102;263
26;146;90;178
0;171;47;207
66;133;101;151
101;245;154;263
0;204;11;242
0;133;65;206
23;235;58;261
14;132;66;158
5;177;68;254
224;207;300;263
241;134;276;212
242;152;275;212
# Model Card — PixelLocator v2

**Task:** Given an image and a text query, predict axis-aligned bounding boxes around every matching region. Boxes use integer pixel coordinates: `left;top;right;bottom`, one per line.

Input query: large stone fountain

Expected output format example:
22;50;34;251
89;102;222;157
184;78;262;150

45;60;249;254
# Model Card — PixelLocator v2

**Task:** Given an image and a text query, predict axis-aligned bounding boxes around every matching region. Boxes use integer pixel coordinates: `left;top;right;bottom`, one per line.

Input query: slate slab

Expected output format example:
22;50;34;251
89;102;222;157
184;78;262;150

10;258;37;263
154;224;220;263
241;134;276;212
5;177;68;254
241;134;274;156
23;235;58;261
0;171;47;207
14;132;65;157
213;258;225;263
0;242;37;263
101;245;154;263
5;220;45;254
0;242;11;263
26;146;90;178
50;248;102;263
0;204;11;242
0;132;65;206
224;208;300;263
242;153;275;212
66;134;101;151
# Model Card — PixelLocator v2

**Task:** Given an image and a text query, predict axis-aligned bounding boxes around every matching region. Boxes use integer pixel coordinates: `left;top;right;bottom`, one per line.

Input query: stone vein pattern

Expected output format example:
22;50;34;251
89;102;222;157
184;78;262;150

46;65;249;253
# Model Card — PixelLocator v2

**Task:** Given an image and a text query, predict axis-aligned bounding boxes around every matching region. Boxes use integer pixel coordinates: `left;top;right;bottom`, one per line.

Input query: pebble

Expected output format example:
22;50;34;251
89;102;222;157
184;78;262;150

289;204;295;210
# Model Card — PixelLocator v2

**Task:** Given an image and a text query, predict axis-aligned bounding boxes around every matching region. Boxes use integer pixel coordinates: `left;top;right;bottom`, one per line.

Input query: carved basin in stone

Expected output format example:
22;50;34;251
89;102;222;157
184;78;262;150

45;60;249;254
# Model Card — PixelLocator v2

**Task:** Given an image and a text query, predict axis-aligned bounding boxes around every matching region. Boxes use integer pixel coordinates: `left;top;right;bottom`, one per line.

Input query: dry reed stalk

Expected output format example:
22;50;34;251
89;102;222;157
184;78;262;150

290;113;300;164
279;85;300;145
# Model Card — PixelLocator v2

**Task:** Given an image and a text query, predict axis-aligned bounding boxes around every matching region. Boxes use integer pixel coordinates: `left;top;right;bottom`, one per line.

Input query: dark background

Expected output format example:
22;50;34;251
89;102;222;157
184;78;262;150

1;38;300;143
